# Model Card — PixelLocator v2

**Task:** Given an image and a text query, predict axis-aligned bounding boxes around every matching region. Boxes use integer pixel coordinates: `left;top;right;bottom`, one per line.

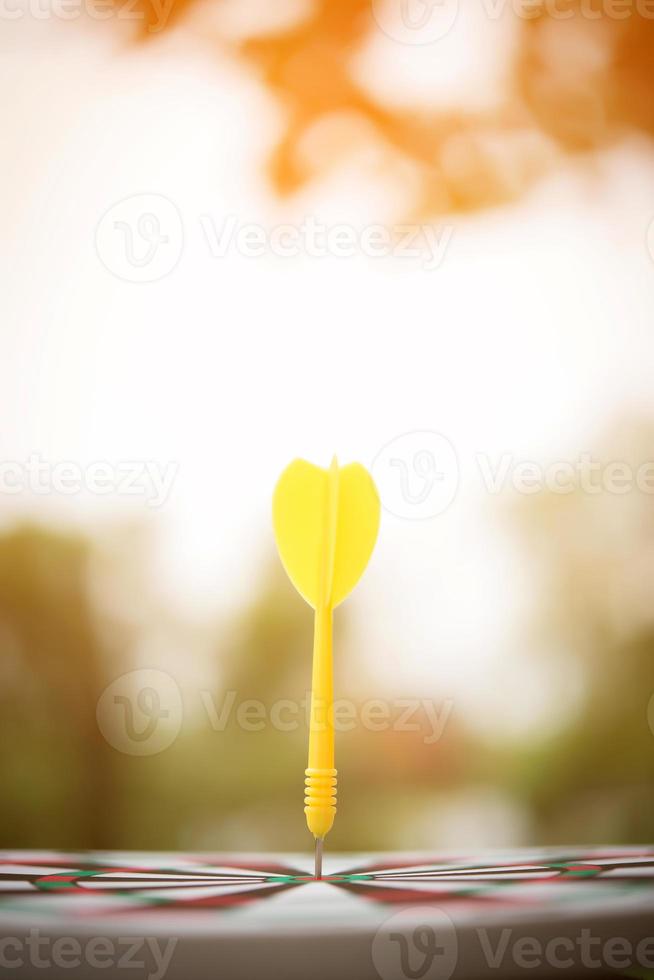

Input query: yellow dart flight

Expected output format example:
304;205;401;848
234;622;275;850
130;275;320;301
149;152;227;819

273;457;380;877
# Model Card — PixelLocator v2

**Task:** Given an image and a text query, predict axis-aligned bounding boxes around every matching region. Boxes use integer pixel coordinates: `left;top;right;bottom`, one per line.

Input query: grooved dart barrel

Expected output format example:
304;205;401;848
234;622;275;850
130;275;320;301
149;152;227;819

304;768;337;839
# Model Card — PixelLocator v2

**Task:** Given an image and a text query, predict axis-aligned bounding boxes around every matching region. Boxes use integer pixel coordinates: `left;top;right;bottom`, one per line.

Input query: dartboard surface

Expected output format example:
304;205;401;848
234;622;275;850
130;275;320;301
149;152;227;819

0;847;652;932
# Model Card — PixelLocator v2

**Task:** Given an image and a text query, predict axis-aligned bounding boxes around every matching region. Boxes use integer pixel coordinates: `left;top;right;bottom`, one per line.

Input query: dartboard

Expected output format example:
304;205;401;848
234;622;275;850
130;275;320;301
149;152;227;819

0;848;652;928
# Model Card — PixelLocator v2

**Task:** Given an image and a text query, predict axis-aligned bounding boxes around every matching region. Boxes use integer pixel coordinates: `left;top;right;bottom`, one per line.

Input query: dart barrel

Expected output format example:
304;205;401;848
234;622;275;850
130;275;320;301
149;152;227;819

304;767;337;838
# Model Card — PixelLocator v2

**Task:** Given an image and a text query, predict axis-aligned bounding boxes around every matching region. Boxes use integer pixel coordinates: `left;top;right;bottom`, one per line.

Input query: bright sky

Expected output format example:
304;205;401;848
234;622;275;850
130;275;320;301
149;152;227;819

2;15;654;738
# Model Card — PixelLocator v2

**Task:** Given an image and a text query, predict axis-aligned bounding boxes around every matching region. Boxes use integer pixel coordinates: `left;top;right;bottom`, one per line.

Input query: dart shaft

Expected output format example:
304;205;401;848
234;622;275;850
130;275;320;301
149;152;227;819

304;603;337;841
308;603;333;769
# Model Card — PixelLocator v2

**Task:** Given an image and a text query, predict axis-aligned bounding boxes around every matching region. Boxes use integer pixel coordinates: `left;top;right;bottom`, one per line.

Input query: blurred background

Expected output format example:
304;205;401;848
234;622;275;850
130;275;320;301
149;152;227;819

1;0;653;853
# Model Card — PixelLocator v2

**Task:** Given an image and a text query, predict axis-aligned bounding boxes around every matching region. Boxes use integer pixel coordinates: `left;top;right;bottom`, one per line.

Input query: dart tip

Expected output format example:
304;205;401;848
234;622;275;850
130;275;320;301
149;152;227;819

314;838;323;879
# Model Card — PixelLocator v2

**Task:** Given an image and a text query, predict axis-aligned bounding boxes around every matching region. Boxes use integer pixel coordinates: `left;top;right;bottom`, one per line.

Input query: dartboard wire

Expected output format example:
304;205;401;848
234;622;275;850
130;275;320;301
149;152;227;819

325;868;557;886
333;858;654;884
1;856;309;881
339;853;654;879
353;867;554;882
336;860;554;879
87;866;292;881
327;880;517;907
330;876;654;911
5;879;307;916
93;879;306;913
31;875;273;893
0;866;272;884
18;865;307;892
83;873;275;884
78;879;273;891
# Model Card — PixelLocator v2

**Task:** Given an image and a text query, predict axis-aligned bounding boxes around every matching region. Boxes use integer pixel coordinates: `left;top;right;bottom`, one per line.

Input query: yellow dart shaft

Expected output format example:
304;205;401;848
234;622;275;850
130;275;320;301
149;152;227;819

304;602;337;840
308;604;334;770
305;460;338;842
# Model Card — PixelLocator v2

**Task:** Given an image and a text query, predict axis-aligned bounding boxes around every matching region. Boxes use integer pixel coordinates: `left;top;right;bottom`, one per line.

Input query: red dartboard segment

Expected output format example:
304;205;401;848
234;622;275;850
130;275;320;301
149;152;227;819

330;883;518;907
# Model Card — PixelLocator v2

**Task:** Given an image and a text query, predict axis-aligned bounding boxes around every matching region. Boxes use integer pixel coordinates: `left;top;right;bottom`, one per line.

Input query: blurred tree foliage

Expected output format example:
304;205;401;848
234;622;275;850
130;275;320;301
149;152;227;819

105;0;654;215
0;527;474;850
0;526;117;847
509;419;654;843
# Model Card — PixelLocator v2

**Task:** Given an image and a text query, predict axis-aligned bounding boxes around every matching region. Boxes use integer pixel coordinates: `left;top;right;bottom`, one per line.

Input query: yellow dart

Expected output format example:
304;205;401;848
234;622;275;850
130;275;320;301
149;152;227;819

272;456;380;878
